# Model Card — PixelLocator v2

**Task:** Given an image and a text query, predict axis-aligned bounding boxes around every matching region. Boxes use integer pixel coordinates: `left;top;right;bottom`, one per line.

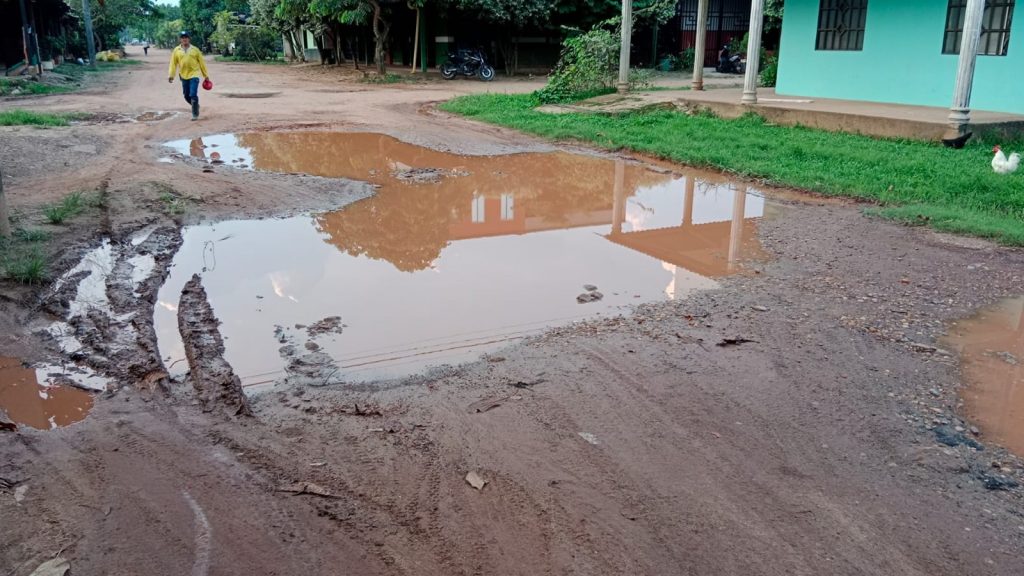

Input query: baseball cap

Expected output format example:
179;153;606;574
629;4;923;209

179;31;190;37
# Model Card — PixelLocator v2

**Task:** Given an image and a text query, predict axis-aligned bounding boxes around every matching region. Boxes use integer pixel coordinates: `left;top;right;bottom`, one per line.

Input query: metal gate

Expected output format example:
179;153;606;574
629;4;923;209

678;0;752;67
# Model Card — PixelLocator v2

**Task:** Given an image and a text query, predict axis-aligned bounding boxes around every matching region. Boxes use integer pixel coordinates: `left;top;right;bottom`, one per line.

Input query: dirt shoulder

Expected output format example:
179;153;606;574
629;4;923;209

2;52;1023;576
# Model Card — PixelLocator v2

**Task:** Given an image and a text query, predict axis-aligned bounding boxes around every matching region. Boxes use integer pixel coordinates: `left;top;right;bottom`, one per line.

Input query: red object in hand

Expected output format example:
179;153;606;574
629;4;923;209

202;78;213;91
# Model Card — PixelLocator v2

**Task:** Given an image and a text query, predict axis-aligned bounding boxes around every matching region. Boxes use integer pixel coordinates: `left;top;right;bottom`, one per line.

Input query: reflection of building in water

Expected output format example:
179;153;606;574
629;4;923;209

182;130;769;277
607;160;765;279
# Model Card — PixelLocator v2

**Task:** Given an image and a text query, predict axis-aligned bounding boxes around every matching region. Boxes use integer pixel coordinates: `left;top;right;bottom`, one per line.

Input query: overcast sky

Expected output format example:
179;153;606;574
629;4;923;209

156;0;180;6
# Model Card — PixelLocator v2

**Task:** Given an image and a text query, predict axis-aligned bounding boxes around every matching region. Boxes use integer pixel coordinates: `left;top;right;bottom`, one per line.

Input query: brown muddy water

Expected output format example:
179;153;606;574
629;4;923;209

159;132;778;388
0;357;94;430
944;296;1024;455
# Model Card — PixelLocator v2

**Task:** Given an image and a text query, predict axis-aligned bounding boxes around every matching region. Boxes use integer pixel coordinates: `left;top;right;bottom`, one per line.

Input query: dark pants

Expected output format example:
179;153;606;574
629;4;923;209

180;77;200;116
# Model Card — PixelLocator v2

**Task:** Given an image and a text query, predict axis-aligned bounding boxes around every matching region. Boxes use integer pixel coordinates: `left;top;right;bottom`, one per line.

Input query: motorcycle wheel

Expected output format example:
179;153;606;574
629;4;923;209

478;65;495;82
441;64;457;80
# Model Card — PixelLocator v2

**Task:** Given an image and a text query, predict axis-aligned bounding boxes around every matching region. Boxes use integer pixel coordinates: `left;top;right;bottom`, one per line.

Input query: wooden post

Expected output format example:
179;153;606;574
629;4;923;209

617;0;633;94
0;166;11;239
948;0;986;133
692;0;709;90
741;0;766;105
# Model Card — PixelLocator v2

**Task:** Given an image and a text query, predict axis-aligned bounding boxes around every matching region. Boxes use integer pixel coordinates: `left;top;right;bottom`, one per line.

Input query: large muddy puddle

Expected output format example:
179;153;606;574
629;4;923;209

158;132;777;388
944;296;1024;455
0;357;94;430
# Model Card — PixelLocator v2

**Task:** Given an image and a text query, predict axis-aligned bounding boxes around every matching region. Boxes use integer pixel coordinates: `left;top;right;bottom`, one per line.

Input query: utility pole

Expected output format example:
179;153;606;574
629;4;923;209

616;0;632;94
81;0;97;68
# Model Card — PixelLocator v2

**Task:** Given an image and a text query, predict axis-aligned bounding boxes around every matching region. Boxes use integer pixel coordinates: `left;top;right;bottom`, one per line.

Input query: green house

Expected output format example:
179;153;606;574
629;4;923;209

688;0;1019;137
776;0;1020;117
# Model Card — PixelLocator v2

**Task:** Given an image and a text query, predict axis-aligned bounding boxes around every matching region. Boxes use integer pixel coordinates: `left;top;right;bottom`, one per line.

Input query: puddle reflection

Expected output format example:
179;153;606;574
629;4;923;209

159;132;776;387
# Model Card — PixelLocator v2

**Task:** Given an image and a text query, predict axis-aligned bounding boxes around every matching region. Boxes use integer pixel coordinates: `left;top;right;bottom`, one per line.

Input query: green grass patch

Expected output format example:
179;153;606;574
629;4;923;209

215;55;287;65
43;191;86;224
158;191;192;216
4;248;48;284
360;72;421;84
441;93;1024;245
0;109;80;127
14;228;51;243
0;78;73;97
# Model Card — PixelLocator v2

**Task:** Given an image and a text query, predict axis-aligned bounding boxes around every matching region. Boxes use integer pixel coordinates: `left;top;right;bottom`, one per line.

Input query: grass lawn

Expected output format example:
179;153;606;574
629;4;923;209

441;93;1024;245
0;109;85;127
0;78;73;97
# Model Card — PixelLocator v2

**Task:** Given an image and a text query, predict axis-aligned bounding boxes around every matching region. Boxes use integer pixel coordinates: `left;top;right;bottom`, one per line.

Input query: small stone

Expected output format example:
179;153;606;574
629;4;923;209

583;284;598;292
751;305;770;312
929;388;942;397
970;426;981;436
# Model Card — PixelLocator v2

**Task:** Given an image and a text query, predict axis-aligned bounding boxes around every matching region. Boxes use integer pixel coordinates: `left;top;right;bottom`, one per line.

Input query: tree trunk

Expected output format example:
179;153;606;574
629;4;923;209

334;23;344;66
371;0;389;75
291;28;306;63
0;166;10;239
314;33;327;65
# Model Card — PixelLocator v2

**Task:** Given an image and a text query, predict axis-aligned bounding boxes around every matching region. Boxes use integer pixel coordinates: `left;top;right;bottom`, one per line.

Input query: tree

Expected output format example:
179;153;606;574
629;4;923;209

181;0;228;49
309;0;399;74
458;0;556;76
155;19;186;48
69;0;160;50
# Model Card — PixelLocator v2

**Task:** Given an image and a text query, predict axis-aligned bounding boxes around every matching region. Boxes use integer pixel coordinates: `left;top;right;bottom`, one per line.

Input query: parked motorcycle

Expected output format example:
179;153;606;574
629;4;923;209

440;48;495;82
716;46;745;74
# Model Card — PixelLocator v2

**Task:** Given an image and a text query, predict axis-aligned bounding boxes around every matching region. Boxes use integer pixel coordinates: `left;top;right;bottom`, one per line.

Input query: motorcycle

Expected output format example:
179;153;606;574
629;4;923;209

716;46;745;74
440;48;495;82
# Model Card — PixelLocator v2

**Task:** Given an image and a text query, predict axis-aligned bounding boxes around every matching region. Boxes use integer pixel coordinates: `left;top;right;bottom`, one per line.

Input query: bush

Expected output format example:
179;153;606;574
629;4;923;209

760;53;778;87
234;27;280;61
536;24;655;104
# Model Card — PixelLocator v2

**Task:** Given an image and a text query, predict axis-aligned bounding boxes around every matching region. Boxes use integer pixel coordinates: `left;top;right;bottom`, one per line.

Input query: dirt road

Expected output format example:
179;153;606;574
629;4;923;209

2;50;1024;576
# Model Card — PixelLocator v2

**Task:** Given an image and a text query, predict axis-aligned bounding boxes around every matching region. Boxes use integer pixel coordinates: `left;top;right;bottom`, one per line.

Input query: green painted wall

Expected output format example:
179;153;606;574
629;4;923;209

776;0;1024;114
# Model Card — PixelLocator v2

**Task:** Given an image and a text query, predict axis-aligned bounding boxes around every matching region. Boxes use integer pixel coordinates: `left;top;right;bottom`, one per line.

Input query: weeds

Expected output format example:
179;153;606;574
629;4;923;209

441;93;1024;244
4;249;48;284
0;109;78;127
43;191;86;224
15;228;51;243
159;192;189;216
0;79;73;97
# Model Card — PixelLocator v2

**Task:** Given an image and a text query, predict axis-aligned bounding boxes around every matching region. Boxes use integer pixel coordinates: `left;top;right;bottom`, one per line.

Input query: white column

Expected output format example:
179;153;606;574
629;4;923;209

948;0;987;130
691;0;710;90
741;0;766;105
728;185;747;270
682;177;695;226
612;160;626;234
617;0;633;94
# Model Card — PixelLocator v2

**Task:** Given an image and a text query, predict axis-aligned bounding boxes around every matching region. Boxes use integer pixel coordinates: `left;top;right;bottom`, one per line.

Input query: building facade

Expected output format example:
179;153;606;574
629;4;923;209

775;0;1021;115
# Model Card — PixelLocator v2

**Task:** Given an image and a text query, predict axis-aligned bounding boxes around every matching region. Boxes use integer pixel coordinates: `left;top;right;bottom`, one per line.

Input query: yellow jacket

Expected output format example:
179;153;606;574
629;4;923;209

168;45;209;81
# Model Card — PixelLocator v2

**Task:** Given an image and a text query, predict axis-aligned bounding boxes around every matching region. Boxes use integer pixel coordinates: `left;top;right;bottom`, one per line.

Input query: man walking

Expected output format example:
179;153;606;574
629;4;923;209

168;31;210;121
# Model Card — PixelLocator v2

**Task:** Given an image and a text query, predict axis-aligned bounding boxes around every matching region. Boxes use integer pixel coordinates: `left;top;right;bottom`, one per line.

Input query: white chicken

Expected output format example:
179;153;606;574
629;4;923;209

992;145;1020;174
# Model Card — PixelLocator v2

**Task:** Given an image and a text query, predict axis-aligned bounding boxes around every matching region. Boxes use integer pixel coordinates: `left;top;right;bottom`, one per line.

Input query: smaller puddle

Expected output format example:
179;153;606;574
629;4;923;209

943;296;1024;455
0;357;95;430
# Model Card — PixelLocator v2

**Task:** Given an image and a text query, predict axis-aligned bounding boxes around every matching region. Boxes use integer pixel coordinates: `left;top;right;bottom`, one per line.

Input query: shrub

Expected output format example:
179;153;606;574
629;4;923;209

536;24;657;104
234;27;280;61
760;53;778;87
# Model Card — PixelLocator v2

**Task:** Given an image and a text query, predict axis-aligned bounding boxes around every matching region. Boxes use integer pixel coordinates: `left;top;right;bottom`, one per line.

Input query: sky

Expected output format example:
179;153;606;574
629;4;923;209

156;0;179;6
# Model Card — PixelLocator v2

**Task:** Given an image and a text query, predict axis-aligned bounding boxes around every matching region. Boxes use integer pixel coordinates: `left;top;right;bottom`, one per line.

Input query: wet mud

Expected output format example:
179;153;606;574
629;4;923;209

177;275;253;416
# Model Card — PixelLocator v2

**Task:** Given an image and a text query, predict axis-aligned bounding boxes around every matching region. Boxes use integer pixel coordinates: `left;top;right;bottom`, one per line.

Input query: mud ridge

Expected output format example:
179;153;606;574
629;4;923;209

178;274;253;417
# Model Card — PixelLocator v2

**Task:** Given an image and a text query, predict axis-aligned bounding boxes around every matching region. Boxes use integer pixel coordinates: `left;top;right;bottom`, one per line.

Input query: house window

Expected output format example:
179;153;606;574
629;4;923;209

816;0;869;51
943;0;1015;56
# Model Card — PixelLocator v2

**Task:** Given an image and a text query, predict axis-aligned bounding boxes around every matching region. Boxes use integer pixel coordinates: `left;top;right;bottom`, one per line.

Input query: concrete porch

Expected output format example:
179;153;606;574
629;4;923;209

546;87;1024;142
